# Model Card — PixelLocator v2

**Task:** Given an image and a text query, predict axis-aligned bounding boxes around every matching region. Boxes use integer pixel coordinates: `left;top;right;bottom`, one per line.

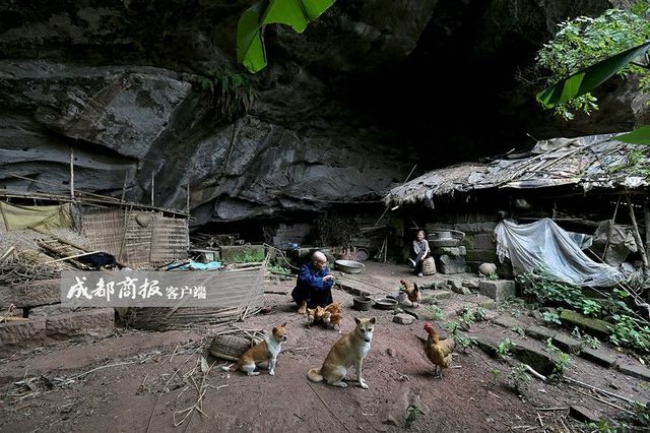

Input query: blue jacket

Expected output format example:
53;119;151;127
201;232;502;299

291;262;334;307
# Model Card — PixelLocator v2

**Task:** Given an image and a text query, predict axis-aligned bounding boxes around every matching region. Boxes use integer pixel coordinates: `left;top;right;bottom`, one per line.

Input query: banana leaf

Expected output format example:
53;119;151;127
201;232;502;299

616;126;650;145
237;0;336;73
536;40;650;109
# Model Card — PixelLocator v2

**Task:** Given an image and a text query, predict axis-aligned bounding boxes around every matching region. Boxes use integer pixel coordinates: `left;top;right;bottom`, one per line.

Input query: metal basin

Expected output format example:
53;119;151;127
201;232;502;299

335;259;365;274
428;230;465;247
373;298;398;310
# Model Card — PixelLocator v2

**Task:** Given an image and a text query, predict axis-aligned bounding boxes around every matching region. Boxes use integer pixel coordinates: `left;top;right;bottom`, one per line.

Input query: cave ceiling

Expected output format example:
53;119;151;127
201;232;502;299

0;0;643;227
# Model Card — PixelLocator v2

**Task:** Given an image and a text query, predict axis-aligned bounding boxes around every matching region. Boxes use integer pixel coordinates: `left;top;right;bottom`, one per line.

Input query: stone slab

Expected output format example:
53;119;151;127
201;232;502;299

579;346;618;368
0;317;47;347
0;279;61;308
491;315;522;330
422;290;453;302
553;333;582;354
436;255;466;274
478;280;515;302
524;325;557;343
45;308;115;339
616;363;650;381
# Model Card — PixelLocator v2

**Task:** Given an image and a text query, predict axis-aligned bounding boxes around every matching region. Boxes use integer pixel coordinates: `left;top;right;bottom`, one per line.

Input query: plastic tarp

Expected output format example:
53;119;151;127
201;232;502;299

495;218;624;287
0;202;73;232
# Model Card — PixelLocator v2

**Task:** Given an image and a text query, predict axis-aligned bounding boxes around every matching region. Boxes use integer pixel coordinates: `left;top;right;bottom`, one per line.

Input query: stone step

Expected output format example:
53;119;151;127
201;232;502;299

0;308;115;355
475;313;650;383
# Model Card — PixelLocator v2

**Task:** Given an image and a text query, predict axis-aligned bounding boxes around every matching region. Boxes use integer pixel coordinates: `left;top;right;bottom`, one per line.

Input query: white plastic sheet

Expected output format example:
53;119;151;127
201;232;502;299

495;218;624;287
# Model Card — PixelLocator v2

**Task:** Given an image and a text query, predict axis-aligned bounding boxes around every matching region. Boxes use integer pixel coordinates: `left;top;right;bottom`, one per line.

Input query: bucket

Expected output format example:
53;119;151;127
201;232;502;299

422;257;436;275
353;296;372;311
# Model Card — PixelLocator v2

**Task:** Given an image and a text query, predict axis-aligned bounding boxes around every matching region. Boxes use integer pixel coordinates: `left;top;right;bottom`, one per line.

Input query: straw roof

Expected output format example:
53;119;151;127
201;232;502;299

384;133;649;207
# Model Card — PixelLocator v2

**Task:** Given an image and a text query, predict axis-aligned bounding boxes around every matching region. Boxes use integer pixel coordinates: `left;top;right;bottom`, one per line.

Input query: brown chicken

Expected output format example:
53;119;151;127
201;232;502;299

308;303;343;330
419;322;456;378
327;311;343;332
399;279;422;308
324;302;342;315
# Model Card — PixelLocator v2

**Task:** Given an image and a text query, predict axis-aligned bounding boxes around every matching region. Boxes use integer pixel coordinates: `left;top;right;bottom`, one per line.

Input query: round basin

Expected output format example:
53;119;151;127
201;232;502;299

335;259;365;274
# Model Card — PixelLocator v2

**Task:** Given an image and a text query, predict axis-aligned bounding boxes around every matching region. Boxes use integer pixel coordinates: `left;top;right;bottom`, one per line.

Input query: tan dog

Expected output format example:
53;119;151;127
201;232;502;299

307;317;376;388
222;323;288;376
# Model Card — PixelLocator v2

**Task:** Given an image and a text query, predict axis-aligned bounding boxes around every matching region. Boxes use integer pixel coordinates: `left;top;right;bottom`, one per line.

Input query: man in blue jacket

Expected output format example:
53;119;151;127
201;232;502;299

291;251;335;314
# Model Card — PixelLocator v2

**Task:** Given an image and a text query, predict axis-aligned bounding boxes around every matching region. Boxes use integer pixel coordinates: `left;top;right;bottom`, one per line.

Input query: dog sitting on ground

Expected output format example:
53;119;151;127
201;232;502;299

307;317;376;388
221;322;288;376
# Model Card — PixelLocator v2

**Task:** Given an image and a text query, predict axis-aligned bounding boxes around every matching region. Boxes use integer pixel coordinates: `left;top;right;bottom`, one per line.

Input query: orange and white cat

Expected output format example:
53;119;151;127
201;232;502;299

307;317;375;388
222;322;288;376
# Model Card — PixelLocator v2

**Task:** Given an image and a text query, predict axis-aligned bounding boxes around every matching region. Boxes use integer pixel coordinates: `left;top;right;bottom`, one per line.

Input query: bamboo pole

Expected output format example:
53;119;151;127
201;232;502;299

45;250;101;264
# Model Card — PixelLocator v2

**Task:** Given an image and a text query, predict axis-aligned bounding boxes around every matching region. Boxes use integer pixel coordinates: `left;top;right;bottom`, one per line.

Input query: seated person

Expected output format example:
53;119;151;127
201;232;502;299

291;251;335;314
410;230;431;277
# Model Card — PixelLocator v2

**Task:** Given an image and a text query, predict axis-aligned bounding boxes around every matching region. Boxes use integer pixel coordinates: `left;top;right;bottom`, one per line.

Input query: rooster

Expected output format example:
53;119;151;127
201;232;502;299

399;279;422;308
419;322;456;378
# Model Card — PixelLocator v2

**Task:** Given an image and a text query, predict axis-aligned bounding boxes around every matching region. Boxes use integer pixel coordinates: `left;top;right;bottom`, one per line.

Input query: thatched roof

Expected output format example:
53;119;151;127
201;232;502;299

384;133;649;207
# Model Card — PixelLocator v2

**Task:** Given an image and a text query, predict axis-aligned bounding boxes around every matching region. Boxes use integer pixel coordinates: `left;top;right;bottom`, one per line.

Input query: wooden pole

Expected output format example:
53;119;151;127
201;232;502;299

186;183;190;218
645;199;650;256
151;172;155;207
121;171;128;203
602;196;620;261
70;149;74;200
625;194;648;269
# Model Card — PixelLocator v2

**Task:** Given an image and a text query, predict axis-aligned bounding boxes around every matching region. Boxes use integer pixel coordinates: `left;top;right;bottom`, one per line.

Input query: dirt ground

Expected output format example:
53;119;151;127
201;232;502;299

1;263;649;433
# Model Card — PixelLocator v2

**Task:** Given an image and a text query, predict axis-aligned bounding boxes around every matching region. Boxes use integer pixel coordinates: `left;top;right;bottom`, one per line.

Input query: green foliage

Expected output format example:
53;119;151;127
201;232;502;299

518;270;650;355
511;326;525;337
405;405;424;428
445;320;460;338
454;332;477;351
473;307;488;322
586;420;618;433
424;304;444;321
609;314;650;352
489;368;501;389
542;311;562;326
572;327;601;350
268;265;291;274
580;299;602;317
545;337;559;354
517;269;583;307
509;364;531;396
535;5;650;119
550;351;571;383
234;247;266;263
633;400;650;427
457;307;478;330
496;338;515;359
237;0;337;73
617;125;650;145
199;65;257;121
